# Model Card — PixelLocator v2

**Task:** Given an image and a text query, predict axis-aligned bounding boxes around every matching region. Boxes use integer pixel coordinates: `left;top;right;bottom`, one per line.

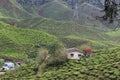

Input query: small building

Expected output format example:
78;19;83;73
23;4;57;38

67;48;84;60
2;62;15;71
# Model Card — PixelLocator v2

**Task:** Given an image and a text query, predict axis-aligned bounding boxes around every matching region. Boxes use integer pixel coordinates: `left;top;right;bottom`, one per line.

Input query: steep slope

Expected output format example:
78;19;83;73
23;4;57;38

39;0;73;20
1;0;116;29
79;3;103;18
78;2;119;29
0;0;111;30
0;21;61;60
18;17;108;39
14;0;73;20
0;0;34;19
13;0;112;29
17;17;120;48
77;3;105;27
0;0;119;49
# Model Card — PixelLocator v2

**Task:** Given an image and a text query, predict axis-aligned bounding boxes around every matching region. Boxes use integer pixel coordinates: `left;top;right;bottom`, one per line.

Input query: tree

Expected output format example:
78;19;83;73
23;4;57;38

103;0;118;23
35;48;49;74
34;42;67;74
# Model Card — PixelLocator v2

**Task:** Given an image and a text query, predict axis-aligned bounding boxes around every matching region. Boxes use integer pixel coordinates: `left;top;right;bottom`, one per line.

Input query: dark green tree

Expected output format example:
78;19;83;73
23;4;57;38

103;0;118;23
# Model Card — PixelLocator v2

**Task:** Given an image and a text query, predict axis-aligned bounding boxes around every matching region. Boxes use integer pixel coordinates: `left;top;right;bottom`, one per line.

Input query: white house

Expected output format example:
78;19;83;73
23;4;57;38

67;48;84;60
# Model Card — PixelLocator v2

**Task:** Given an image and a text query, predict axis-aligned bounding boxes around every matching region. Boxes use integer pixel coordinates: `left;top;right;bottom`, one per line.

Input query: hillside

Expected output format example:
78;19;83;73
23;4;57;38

0;0;117;29
0;0;119;49
107;29;120;41
0;0;35;19
1;47;120;79
79;3;103;18
36;47;120;80
16;0;73;20
17;17;120;49
8;0;116;29
39;0;73;20
15;0;120;29
0;0;120;79
0;21;61;60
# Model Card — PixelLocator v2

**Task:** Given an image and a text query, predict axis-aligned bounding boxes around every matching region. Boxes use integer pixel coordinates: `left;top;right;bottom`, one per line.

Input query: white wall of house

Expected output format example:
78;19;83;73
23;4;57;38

67;51;83;59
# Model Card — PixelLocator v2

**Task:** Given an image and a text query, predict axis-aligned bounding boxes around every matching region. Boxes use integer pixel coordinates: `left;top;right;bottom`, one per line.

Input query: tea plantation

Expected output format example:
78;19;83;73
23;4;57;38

0;21;62;60
38;48;120;80
1;48;120;80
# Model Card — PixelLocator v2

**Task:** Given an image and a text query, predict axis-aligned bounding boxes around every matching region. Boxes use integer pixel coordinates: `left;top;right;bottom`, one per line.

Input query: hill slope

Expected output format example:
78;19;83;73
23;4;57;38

38;47;120;80
0;0;118;48
1;47;120;79
17;17;120;48
39;0;73;20
0;0;40;25
0;0;119;51
14;0;119;29
0;0;117;30
0;21;61;60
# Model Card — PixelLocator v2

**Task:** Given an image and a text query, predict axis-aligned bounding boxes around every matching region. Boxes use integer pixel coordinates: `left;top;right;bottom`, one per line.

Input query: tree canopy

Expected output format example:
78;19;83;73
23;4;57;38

102;0;119;23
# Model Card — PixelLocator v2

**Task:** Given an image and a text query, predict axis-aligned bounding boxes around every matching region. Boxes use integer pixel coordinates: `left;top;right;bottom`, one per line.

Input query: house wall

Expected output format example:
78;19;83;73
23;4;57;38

67;51;83;59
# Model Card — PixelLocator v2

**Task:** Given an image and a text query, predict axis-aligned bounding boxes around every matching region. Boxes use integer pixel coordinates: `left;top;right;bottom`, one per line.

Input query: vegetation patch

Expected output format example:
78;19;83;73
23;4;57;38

1;48;120;80
0;21;63;60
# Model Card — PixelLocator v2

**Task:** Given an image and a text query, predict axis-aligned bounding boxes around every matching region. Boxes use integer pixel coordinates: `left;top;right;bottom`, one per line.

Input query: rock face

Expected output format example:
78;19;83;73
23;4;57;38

62;0;120;9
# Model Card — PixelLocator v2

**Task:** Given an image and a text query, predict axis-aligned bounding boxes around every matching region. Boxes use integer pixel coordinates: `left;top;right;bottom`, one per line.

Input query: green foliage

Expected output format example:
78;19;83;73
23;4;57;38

61;35;120;49
106;30;120;39
0;61;36;79
0;59;4;66
0;21;62;60
0;1;119;79
35;48;49;74
1;48;120;80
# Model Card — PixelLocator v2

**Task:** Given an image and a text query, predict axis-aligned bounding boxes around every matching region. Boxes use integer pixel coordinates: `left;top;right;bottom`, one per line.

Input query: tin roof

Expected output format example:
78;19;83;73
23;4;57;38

67;48;83;53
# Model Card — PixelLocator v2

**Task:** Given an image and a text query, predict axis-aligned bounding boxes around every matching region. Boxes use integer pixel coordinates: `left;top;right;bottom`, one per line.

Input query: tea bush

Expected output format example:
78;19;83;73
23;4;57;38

1;48;120;80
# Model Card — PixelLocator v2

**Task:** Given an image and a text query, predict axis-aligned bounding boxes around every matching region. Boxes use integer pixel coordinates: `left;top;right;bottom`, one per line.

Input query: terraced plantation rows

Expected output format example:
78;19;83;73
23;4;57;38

1;48;120;80
37;48;120;80
0;21;62;60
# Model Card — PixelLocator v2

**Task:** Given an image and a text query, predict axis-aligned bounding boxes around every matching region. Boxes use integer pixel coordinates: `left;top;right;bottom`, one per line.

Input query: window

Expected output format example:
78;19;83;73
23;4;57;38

4;64;8;66
70;54;74;57
78;54;81;57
